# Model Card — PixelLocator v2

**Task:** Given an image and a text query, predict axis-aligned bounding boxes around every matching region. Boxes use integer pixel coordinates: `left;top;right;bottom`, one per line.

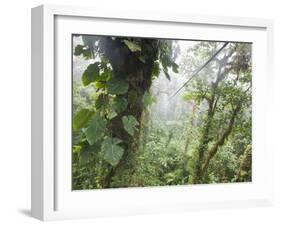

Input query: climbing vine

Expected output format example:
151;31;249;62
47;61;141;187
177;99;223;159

72;35;179;188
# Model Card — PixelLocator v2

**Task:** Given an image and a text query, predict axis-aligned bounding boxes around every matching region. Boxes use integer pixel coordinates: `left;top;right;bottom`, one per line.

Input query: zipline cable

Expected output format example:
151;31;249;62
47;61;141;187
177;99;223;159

170;42;229;99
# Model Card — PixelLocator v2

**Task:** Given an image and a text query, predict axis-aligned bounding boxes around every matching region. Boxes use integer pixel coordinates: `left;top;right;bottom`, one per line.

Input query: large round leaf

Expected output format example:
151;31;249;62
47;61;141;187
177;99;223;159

82;62;100;86
73;108;93;131
101;137;124;166
84;115;107;145
107;77;129;95
112;96;128;113
122;115;139;136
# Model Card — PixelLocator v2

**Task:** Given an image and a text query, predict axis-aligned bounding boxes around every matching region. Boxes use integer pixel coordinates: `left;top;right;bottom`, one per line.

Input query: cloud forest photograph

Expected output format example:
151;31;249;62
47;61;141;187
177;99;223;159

72;35;252;190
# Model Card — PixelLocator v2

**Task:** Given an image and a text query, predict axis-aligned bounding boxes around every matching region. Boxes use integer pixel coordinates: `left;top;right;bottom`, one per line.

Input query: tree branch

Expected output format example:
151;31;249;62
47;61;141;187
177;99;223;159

201;102;242;176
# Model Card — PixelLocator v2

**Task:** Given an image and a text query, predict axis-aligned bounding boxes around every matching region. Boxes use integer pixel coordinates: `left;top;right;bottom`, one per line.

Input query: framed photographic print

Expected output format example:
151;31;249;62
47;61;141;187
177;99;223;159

31;4;274;221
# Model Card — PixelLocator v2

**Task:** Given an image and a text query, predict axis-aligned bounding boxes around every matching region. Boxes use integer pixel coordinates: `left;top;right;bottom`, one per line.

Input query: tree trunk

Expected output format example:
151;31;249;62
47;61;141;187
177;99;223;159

200;103;241;180
101;38;159;187
193;99;215;184
184;101;197;154
183;101;197;183
235;145;252;182
193;51;236;184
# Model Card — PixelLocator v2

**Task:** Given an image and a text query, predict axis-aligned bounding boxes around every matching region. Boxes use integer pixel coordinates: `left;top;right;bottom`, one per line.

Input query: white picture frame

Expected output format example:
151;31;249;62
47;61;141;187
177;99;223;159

31;4;274;221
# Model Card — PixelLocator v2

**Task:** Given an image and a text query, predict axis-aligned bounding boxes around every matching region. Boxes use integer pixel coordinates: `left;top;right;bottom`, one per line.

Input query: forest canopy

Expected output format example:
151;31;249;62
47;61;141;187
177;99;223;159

72;35;252;190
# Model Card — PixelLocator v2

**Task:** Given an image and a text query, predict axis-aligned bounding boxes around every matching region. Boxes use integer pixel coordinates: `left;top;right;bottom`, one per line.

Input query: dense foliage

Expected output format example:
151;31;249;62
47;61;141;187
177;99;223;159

72;35;252;189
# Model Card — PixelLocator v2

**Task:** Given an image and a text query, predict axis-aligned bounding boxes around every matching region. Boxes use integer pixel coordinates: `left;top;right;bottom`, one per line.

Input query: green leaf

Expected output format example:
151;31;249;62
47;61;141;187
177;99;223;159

122;115;139;136
182;93;194;101
161;54;172;69
112;96;128;113
163;69;171;80
73;109;93;131
80;146;91;164
101;137;124;166
82;62;100;86
99;68;112;81
74;44;84;56
94;81;106;89
143;91;156;107
74;44;91;59
107;77;129;95
123;40;141;52
84;115;107;145
82;49;92;59
171;62;179;73
73;145;82;154
95;94;108;110
182;92;201;103
107;109;117;120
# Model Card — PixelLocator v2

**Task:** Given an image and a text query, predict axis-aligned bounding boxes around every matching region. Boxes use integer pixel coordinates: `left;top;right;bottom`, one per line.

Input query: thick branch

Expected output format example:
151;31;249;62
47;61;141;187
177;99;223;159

201;103;242;176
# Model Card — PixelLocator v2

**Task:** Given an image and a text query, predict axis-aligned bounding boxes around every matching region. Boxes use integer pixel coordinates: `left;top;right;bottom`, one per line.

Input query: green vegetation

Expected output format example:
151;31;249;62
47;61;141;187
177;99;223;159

72;35;252;190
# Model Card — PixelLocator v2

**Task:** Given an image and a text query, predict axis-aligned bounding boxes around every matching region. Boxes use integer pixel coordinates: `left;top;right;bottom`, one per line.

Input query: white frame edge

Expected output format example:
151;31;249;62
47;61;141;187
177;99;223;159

31;5;55;220
31;4;274;221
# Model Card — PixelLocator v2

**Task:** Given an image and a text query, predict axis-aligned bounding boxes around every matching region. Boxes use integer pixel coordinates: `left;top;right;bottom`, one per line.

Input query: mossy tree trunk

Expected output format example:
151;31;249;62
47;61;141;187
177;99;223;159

193;51;236;184
101;38;160;187
235;145;252;182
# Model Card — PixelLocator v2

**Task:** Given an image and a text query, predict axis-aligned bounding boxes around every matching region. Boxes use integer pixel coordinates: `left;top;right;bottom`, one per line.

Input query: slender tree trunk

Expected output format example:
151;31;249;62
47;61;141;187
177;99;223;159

184;101;197;154
193;52;235;184
183;102;197;183
193;99;215;184
200;103;241;180
235;144;252;182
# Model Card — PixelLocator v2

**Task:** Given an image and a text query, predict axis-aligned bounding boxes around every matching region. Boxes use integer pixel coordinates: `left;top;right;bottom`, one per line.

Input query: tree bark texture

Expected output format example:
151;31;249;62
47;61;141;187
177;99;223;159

101;38;160;187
